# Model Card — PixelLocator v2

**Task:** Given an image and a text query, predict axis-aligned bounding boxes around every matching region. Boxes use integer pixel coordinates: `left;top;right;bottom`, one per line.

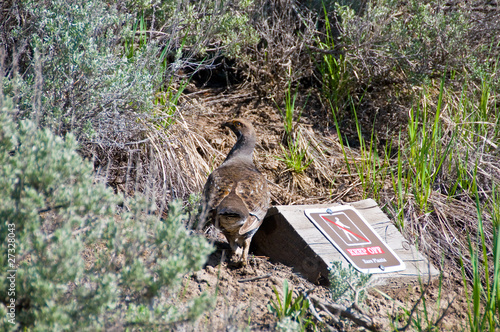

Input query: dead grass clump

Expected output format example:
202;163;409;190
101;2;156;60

242;0;318;99
85;107;219;214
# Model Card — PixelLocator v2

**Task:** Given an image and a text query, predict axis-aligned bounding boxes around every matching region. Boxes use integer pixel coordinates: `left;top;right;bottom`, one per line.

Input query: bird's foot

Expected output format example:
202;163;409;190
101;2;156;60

228;253;246;268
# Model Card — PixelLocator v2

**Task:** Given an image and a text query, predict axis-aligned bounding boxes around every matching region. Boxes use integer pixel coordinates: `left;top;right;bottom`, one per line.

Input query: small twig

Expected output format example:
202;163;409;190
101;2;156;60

134;30;169;37
303;289;325;323
124;138;150;145
306;44;347;55
433;296;456;327
307;294;382;331
397;261;433;331
38;204;69;214
46;226;91;240
146;132;167;198
237;273;272;283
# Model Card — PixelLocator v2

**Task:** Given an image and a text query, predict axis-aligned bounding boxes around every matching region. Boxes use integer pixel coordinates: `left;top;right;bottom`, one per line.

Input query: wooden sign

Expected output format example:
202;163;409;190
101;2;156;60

305;205;406;274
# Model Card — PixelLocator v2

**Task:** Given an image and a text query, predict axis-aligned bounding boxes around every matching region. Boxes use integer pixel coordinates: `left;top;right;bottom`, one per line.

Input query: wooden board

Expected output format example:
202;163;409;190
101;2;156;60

251;199;439;287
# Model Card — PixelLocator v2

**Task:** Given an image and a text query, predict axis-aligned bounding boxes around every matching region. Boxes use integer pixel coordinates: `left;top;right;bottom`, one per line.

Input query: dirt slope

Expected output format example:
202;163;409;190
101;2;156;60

177;86;469;331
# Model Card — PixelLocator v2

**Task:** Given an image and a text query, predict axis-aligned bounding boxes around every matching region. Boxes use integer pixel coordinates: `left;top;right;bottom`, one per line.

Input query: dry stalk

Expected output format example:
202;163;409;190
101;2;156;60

305;292;383;331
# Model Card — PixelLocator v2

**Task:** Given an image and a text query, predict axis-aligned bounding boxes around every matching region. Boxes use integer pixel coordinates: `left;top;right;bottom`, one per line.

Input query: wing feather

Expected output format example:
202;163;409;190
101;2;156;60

235;168;269;235
200;164;269;235
198;169;233;228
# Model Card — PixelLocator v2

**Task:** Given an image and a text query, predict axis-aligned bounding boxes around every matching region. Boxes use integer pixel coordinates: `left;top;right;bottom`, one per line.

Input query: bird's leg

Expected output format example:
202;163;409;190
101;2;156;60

233;245;243;261
226;235;251;267
226;235;242;263
240;237;253;266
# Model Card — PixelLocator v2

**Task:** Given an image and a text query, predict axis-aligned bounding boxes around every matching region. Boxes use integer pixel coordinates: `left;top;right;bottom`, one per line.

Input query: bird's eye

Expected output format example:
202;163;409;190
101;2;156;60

235;121;242;127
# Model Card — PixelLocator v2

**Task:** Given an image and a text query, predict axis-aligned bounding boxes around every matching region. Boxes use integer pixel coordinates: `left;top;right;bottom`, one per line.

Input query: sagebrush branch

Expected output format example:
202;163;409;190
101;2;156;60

305;293;382;332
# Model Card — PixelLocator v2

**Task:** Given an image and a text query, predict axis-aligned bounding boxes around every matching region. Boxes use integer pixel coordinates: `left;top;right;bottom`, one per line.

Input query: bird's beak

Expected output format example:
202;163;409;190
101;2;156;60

221;121;233;130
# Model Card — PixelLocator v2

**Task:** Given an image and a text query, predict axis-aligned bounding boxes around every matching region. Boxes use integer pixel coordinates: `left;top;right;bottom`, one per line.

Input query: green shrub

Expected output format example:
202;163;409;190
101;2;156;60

0;104;213;331
1;0;260;204
330;0;472;84
2;0;160;136
2;0;258;138
329;261;371;304
268;280;315;332
126;0;258;58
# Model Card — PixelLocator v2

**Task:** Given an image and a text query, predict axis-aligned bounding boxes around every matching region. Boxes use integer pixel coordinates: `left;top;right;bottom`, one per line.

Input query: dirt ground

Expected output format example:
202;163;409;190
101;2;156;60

177;85;471;331
183;242;466;331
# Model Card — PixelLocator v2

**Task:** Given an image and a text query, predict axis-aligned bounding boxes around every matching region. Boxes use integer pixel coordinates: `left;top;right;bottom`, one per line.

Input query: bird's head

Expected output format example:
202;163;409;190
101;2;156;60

221;118;257;164
222;118;255;140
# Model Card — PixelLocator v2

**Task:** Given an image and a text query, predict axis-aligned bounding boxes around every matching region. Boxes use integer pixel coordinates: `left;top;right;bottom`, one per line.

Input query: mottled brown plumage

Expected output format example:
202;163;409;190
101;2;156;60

199;119;270;265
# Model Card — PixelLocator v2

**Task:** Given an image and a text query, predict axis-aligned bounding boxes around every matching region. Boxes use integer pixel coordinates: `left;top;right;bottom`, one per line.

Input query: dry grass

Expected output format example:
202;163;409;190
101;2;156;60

85;101;221;218
242;0;318;99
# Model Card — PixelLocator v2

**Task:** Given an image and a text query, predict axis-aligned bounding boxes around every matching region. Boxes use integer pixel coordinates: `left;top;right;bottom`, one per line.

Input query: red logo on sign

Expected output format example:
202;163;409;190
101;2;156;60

346;246;385;256
322;216;371;245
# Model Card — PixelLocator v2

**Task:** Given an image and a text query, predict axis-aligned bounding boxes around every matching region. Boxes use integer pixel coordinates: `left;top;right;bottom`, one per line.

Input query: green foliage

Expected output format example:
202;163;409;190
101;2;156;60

404;79;452;213
275;81;313;174
2;0;258;139
268;280;315;332
325;0;499;213
459;185;500;332
3;0;160;137
0;0;262;207
152;80;188;130
388;72;498;218
451;73;500;155
316;2;350;111
389;133;406;230
277;137;314;174
329;262;372;304
275;80;301;139
380;272;447;331
331;0;473;84
126;0;258;58
0;107;213;330
332;98;392;201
